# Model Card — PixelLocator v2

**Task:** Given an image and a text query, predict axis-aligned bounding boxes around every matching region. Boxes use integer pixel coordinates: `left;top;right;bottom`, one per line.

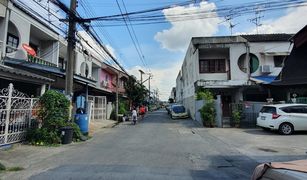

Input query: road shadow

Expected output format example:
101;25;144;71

243;129;307;136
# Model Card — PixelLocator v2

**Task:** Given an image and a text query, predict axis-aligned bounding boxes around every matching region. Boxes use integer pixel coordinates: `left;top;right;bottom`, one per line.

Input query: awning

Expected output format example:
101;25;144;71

250;76;277;84
0;64;54;84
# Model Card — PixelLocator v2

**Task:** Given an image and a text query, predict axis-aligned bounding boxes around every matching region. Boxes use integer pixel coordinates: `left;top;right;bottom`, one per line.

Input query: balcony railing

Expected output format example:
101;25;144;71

27;54;57;67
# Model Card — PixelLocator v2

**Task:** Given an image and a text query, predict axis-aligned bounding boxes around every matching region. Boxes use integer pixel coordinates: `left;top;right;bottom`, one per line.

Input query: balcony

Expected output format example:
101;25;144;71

27;54;57;67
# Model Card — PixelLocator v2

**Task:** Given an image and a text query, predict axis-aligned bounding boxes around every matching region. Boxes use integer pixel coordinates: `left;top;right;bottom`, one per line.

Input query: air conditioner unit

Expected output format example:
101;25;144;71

260;65;273;73
101;80;108;87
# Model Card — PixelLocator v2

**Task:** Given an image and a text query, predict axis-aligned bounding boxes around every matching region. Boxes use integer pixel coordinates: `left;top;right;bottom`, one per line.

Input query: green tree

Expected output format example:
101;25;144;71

124;76;147;106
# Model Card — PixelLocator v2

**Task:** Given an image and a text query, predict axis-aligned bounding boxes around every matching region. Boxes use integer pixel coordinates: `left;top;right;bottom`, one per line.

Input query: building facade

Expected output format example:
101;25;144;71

176;34;292;120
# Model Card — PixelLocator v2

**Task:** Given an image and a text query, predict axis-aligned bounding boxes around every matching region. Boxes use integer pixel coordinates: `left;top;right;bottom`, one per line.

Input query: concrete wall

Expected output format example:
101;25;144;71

194;97;222;127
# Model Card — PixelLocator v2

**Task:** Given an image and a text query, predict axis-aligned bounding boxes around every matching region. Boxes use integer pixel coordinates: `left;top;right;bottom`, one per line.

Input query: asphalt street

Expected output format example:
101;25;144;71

6;110;259;180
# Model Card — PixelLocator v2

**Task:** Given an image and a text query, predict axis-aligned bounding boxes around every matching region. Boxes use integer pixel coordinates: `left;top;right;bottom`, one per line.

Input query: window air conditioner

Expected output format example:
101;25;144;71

260;65;273;73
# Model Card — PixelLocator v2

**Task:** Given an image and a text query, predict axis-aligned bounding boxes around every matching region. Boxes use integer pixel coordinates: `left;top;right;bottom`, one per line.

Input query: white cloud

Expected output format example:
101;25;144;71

105;44;117;59
128;62;182;101
243;6;307;34
154;1;222;52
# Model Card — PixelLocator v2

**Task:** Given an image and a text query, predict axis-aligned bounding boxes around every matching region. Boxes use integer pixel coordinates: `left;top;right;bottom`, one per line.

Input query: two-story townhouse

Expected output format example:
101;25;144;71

177;34;292;120
0;0;129;120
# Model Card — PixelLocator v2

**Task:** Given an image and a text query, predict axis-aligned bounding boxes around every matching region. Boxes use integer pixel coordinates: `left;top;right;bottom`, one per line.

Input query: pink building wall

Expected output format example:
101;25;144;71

99;69;115;91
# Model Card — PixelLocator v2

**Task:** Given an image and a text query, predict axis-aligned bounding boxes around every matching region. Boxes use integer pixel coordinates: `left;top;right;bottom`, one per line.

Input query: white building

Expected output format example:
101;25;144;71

176;34;292;120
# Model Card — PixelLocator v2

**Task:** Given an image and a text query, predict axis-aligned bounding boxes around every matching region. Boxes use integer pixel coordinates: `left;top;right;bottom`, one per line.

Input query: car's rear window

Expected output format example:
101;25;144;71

260;106;276;114
172;106;185;113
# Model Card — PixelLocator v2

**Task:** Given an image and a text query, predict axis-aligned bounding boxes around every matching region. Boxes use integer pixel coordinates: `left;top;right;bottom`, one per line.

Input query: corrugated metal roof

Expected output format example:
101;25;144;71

241;34;293;42
0;64;54;82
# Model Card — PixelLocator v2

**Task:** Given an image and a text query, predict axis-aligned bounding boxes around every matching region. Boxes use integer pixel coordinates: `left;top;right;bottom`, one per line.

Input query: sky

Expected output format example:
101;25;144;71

22;0;307;100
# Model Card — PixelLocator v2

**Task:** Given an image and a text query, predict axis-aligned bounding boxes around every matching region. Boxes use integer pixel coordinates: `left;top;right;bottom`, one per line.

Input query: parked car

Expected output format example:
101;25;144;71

166;103;176;114
256;104;307;135
252;160;307;180
170;105;189;119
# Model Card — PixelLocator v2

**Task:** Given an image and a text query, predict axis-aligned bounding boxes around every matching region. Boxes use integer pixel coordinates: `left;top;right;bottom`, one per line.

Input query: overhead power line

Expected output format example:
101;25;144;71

50;0;128;75
84;0;307;27
116;0;149;72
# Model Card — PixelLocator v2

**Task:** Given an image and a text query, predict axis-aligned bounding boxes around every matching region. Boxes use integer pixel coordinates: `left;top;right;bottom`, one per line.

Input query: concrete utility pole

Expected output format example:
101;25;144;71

148;74;152;103
116;74;119;121
65;0;77;97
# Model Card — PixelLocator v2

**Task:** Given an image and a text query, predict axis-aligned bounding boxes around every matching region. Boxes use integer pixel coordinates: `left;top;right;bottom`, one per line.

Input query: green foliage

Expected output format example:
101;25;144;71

198;89;216;127
26;127;61;145
124;76;147;105
199;103;216;127
119;101;128;115
26;90;83;145
232;110;241;125
0;162;5;171
196;89;214;102
38;90;70;130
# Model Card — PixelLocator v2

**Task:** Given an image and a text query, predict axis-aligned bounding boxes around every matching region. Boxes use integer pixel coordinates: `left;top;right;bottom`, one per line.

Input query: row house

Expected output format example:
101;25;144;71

270;25;307;102
176;34;292;120
0;0;127;119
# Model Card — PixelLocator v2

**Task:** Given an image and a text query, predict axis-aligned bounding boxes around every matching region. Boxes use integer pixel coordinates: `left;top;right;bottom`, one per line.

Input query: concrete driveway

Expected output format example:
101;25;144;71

201;128;307;163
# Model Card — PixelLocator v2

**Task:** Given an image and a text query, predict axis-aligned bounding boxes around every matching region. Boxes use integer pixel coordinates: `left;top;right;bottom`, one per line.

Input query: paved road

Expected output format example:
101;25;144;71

10;110;258;179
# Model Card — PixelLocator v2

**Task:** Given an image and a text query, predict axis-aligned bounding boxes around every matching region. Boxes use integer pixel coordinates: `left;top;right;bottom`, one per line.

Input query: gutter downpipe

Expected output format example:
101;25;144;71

245;42;251;84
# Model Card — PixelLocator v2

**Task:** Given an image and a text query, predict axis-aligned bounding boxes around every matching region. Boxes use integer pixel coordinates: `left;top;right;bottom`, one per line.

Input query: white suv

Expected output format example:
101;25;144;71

257;104;307;135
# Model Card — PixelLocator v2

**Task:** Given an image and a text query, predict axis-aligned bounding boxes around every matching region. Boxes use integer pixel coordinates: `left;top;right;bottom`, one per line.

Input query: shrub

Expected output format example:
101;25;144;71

198;89;216;127
199;102;216;127
26;90;82;145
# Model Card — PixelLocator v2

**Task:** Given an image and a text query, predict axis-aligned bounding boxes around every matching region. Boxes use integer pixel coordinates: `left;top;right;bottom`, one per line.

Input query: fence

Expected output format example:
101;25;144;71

0;84;39;146
88;96;107;121
230;102;265;128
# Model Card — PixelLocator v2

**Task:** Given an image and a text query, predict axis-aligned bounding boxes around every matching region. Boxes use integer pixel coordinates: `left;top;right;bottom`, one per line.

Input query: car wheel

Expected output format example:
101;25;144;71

279;123;293;135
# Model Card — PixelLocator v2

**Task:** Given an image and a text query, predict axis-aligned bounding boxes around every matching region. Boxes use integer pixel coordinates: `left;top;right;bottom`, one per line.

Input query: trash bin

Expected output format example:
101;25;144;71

75;113;89;134
60;126;73;144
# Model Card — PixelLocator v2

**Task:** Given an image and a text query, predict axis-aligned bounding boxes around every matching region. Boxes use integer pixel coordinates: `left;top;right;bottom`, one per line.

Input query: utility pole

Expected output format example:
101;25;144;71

116;74;119;121
148;74;152;105
65;0;77;97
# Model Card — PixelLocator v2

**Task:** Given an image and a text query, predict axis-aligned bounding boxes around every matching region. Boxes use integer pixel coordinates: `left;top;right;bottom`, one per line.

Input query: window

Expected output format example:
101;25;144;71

238;53;259;73
6;33;19;53
260;106;276;114
274;56;286;67
281;106;307;113
199;59;225;73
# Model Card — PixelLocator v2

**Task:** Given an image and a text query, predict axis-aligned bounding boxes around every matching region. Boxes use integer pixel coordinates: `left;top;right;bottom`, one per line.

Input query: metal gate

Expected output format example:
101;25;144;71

0;83;39;145
87;96;107;121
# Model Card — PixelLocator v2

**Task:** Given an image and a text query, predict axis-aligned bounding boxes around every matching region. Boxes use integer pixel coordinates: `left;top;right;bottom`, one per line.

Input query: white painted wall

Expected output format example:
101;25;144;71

176;36;292;121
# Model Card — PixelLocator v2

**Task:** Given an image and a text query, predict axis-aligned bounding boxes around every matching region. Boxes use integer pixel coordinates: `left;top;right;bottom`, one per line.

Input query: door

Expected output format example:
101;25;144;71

222;96;231;117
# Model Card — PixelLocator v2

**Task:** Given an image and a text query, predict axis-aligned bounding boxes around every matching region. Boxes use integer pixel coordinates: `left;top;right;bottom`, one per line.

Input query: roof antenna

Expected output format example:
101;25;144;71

224;14;239;35
248;6;264;34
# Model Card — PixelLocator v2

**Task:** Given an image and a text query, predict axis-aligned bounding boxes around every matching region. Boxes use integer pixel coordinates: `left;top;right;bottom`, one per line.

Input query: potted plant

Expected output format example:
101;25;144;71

232;110;241;128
